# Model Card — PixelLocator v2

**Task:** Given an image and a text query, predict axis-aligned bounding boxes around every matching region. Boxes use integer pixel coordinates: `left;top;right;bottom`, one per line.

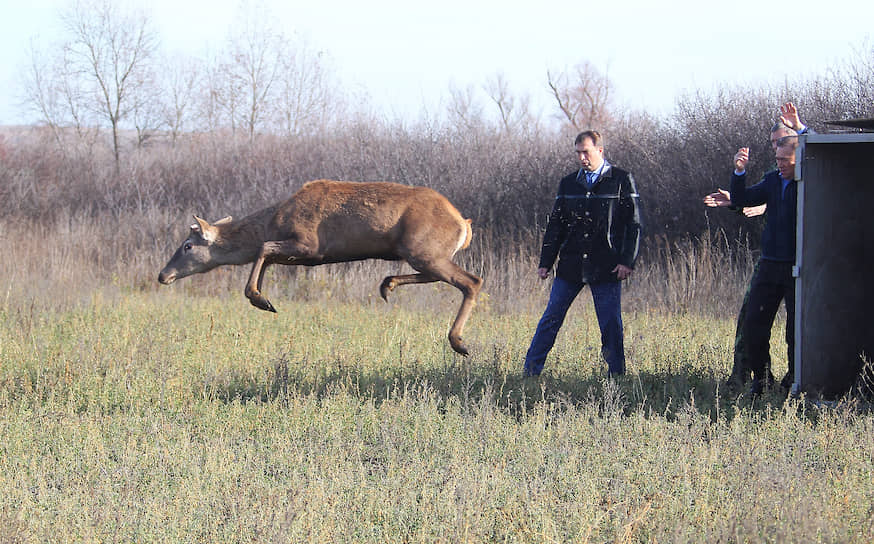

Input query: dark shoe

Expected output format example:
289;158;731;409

723;370;750;394
780;373;793;390
725;370;772;393
724;371;749;392
749;378;764;398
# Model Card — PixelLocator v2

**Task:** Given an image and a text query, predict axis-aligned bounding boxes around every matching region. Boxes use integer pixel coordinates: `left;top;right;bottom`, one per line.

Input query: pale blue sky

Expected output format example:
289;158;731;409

2;0;872;125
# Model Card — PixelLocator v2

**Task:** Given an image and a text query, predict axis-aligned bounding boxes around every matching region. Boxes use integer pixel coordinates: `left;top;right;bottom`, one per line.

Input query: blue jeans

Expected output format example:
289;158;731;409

524;276;625;376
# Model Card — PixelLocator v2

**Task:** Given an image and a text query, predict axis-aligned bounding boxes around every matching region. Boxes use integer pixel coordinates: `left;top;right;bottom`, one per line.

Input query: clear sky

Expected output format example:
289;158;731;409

2;0;872;125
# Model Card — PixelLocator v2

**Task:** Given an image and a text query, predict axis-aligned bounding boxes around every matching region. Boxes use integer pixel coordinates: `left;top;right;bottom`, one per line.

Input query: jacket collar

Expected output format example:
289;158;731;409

590;161;612;188
577;160;612;185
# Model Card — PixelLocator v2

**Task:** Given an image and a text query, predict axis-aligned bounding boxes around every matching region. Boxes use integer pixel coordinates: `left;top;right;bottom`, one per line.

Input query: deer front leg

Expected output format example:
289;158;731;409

245;255;276;312
245;239;319;313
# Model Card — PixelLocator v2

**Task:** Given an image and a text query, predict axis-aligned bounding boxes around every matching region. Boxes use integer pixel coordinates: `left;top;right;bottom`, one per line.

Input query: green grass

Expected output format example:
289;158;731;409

2;286;873;543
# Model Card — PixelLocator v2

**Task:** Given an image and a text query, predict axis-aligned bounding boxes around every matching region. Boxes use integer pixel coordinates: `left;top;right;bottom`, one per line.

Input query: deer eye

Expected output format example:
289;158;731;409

183;242;193;252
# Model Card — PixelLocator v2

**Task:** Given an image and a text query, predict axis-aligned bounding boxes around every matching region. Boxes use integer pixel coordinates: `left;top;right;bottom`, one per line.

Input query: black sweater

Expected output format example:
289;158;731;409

731;169;797;262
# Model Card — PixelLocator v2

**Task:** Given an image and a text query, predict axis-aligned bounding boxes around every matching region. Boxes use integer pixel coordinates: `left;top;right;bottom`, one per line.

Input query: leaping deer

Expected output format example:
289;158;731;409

158;180;483;355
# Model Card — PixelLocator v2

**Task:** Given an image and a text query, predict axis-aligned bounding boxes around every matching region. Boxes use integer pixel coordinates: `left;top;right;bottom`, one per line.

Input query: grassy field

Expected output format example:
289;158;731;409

1;226;873;543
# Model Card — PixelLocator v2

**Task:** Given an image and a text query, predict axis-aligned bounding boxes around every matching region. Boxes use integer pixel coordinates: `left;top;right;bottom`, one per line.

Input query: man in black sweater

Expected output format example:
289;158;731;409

730;134;799;395
704;102;810;391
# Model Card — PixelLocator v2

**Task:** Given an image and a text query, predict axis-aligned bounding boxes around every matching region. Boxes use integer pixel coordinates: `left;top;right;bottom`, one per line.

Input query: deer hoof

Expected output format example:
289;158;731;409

449;337;469;357
249;294;277;313
379;278;394;301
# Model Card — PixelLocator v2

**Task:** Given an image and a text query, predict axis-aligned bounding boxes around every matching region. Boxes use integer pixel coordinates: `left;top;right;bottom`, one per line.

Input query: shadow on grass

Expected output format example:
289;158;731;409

202;349;806;422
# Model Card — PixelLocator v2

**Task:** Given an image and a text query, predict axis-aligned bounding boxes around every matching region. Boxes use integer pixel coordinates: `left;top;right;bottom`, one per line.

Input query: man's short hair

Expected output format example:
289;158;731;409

575;130;603;147
771;122;798;136
776;135;799;150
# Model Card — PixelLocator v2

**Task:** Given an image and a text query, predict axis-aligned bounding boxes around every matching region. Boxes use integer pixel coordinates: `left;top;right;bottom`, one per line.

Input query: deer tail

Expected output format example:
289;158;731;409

461;218;473;250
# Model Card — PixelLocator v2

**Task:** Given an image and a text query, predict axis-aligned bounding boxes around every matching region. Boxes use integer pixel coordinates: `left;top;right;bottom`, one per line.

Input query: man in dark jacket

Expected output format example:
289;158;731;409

730;134;799;395
524;130;643;377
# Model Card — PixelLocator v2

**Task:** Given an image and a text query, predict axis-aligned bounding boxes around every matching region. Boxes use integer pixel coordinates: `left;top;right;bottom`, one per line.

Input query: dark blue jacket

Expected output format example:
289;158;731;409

539;164;642;284
730;169;797;262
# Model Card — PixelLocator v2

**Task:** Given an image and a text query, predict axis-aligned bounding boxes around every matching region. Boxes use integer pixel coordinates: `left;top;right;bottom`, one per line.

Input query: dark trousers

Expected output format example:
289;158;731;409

524;276;625;376
728;261;774;383
744;259;795;386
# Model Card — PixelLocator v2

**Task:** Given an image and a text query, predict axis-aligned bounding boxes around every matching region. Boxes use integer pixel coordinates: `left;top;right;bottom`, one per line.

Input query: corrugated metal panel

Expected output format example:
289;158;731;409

795;133;874;399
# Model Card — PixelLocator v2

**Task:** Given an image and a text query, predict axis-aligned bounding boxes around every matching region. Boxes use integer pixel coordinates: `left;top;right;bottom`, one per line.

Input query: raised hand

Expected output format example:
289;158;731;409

779;102;803;131
734;147;750;173
703;188;732;207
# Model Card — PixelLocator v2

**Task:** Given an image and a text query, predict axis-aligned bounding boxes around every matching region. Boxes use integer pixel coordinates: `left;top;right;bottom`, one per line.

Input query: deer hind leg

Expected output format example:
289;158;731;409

379;272;438;301
245;239;318;313
412;259;483;356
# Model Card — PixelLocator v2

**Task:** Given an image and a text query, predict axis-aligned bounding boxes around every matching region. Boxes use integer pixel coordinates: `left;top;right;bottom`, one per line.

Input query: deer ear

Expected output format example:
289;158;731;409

192;216;217;242
214;215;233;225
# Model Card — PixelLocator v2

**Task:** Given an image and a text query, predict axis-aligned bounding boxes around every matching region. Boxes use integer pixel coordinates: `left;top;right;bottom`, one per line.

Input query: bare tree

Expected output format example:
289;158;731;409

25;41;74;154
204;5;343;140
130;70;163;148
446;83;485;134
274;42;341;137
834;38;874;119
58;0;159;165
159;55;203;144
24;39;102;155
483;73;539;136
200;54;241;134
547;60;614;131
216;5;286;140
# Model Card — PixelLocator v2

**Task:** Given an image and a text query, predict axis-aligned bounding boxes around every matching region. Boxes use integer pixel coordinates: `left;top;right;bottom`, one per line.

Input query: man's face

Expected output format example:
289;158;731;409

770;128;792;151
775;145;796;179
575;138;604;171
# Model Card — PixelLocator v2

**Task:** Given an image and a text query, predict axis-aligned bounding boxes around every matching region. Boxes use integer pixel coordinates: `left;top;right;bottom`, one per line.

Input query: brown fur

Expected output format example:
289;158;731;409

158;180;483;355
